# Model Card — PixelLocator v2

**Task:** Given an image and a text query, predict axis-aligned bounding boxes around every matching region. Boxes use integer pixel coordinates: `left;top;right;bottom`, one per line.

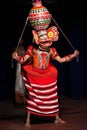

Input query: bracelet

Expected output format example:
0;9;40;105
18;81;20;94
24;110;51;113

18;56;23;63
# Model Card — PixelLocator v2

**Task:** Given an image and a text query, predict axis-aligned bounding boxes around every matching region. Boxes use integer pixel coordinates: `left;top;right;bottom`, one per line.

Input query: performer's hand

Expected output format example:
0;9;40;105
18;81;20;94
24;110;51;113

73;50;79;57
12;52;18;60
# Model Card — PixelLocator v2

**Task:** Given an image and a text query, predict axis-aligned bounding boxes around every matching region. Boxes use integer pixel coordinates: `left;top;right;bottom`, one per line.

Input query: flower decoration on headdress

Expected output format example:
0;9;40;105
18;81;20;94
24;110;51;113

47;26;59;41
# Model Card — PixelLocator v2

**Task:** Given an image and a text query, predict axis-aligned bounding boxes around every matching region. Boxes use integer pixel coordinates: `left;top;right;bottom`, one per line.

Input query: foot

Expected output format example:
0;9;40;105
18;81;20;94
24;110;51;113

54;115;66;124
24;122;31;127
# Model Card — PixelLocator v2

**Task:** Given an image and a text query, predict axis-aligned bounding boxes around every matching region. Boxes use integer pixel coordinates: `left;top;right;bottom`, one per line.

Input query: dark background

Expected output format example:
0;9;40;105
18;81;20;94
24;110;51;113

0;0;87;101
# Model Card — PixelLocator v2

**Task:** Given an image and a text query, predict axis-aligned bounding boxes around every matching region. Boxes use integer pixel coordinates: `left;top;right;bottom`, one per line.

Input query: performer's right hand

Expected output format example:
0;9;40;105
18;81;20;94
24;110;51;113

12;52;18;60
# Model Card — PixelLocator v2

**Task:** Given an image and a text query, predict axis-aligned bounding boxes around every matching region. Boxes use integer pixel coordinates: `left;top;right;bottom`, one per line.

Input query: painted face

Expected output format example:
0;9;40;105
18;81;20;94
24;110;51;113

38;30;52;48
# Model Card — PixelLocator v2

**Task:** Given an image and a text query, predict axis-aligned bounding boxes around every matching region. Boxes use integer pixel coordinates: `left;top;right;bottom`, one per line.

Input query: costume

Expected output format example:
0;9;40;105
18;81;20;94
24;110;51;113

22;45;59;116
16;0;60;117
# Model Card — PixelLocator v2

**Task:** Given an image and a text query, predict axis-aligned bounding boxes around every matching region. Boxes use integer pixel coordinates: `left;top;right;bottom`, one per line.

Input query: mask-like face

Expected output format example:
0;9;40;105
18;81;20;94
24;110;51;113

32;26;59;48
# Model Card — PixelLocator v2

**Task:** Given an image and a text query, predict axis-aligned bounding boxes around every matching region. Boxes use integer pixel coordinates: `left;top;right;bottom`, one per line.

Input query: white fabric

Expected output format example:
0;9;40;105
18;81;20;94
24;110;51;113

15;63;25;93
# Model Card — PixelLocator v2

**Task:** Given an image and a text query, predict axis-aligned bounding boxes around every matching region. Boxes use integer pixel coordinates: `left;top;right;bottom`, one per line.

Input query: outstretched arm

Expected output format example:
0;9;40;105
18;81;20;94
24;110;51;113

12;45;33;64
54;50;79;63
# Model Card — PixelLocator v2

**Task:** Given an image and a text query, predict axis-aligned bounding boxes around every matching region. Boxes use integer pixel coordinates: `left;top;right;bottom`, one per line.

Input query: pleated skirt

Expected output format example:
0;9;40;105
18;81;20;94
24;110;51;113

22;64;59;117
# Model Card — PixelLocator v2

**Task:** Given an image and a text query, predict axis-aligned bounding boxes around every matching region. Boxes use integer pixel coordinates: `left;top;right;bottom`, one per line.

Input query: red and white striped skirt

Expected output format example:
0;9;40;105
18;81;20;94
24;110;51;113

22;64;59;117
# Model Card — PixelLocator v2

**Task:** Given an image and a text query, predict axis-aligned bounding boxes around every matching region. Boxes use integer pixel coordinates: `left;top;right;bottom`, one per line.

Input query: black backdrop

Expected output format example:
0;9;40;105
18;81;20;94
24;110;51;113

0;0;87;101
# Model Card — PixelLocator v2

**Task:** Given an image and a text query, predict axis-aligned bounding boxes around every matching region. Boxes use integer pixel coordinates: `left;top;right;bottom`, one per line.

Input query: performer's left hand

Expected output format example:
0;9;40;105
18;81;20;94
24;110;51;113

73;50;79;57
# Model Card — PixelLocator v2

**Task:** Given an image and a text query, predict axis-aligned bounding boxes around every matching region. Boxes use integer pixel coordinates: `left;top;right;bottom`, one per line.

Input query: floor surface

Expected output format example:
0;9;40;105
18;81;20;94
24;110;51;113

0;96;87;130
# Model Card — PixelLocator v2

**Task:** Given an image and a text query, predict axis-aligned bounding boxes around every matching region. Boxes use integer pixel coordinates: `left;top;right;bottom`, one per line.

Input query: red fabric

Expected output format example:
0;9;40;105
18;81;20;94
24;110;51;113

26;45;34;56
22;64;59;116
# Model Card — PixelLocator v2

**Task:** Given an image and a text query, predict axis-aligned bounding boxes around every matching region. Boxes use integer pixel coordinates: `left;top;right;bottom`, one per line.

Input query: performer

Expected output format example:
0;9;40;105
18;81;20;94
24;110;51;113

12;29;79;126
12;0;79;127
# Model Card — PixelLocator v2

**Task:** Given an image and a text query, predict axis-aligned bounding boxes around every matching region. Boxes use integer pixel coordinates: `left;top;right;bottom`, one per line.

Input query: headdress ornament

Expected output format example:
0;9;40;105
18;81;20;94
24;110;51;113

28;0;51;30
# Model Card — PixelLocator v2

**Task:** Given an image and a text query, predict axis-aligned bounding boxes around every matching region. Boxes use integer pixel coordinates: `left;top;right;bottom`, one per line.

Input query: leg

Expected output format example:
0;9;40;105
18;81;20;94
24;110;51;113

25;112;31;127
54;114;66;124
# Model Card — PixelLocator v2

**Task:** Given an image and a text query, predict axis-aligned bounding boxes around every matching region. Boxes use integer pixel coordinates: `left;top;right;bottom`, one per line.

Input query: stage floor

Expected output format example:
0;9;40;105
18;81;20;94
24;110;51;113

0;96;87;130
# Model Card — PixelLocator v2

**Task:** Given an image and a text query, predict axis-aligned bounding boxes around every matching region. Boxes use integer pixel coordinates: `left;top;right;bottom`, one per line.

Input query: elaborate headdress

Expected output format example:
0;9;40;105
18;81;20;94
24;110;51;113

28;0;51;31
